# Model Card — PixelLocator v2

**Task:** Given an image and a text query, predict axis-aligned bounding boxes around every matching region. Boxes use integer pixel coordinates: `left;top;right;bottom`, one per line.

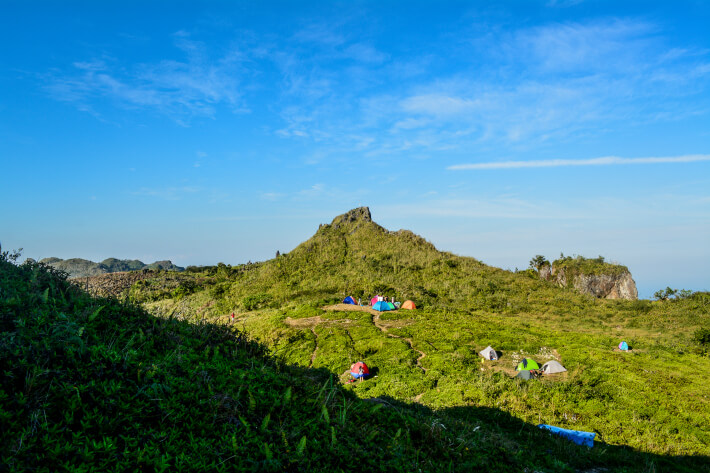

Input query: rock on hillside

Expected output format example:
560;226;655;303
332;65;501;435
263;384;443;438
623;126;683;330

540;256;638;300
39;257;183;279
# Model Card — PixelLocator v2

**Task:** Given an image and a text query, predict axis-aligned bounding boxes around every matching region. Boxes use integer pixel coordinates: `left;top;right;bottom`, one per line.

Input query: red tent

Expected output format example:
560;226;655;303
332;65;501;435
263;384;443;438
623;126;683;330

350;361;370;378
370;297;378;306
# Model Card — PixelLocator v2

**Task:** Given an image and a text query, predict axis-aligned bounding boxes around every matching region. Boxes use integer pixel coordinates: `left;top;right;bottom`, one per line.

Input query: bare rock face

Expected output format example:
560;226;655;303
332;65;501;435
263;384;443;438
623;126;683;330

332;207;372;224
547;266;638;300
571;272;638;300
538;264;552;281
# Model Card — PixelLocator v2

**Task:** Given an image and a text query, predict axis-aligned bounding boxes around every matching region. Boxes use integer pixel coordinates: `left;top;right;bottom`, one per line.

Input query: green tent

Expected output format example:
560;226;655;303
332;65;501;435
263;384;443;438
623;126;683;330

516;358;540;371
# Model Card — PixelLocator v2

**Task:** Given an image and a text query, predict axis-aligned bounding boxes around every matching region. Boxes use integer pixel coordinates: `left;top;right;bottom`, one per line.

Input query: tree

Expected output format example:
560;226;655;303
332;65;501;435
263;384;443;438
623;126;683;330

653;287;678;301
529;255;550;272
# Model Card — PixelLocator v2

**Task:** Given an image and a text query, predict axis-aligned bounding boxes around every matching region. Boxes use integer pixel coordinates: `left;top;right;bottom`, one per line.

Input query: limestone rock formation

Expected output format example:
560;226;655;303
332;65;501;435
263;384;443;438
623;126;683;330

332;207;372;224
539;256;638;300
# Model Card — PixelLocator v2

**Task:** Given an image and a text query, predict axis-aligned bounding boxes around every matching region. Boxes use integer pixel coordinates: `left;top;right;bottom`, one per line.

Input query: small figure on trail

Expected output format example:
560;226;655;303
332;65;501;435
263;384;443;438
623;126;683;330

358;297;361;306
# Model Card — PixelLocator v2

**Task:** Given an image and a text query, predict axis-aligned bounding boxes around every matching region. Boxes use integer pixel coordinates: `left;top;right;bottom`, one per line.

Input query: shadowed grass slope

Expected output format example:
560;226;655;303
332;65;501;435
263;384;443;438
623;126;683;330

8;253;703;472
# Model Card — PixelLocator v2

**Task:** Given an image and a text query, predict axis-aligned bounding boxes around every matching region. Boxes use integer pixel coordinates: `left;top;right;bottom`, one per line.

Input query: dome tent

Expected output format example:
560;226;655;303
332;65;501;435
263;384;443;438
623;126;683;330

516;358;540;371
479;346;498;361
373;301;393;311
343;296;356;305
350;361;370;379
541;360;567;374
619;341;629;351
401;300;416;310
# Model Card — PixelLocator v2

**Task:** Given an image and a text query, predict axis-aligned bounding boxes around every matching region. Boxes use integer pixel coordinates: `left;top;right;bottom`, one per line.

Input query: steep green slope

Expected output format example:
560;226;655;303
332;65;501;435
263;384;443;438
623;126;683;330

6;251;686;472
175;207;551;314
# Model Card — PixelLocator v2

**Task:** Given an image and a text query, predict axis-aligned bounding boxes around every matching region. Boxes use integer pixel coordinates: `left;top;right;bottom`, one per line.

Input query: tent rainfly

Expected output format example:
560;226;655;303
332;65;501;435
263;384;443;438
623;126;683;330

516;358;540;371
373;301;393;312
401;300;416;310
541;360;567;374
479;346;498;361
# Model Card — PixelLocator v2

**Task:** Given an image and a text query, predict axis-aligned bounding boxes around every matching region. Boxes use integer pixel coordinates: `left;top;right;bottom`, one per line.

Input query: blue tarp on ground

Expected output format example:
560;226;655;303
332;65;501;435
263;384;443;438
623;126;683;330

373;301;392;311
539;424;595;447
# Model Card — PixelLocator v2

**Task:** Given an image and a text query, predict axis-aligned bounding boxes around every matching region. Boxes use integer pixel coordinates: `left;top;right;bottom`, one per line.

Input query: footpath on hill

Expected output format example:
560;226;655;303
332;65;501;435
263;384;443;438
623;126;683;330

321;304;428;373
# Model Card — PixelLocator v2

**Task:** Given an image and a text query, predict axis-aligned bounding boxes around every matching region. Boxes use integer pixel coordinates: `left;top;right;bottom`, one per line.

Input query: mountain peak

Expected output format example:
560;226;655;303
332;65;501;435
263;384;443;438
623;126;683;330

331;207;372;225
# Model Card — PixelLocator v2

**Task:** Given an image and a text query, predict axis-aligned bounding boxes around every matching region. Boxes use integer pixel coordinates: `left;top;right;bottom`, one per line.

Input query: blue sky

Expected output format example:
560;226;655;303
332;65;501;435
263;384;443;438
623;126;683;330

1;1;709;298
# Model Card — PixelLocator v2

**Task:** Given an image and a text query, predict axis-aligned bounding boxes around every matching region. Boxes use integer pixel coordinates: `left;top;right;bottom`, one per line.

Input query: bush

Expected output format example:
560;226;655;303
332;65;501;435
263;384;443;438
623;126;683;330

242;293;273;311
693;328;710;346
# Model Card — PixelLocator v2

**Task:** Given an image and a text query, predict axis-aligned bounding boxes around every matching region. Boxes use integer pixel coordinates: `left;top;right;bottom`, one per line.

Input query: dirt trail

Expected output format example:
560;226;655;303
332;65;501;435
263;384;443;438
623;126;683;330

284;316;323;328
308;327;318;368
372;312;427;373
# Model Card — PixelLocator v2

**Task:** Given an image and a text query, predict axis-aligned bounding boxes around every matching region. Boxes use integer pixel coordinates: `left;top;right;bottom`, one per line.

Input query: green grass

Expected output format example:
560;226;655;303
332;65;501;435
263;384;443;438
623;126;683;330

127;210;710;471
12;209;709;471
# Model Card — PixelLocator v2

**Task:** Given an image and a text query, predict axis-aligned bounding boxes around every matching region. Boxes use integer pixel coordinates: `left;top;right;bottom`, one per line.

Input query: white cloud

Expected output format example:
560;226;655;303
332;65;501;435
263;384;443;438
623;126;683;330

448;154;710;170
131;186;200;200
46;32;251;123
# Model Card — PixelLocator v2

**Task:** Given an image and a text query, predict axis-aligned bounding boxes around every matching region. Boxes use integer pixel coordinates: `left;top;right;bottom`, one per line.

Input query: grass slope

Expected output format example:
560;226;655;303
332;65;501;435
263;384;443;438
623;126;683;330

4;252;690;472
126;209;710;471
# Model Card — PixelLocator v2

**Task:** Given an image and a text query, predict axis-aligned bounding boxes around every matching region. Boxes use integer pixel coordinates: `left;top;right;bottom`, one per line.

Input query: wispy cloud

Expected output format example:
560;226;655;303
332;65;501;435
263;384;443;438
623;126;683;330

448;154;710;170
270;17;710;159
131;186;200;200
46;32;252;124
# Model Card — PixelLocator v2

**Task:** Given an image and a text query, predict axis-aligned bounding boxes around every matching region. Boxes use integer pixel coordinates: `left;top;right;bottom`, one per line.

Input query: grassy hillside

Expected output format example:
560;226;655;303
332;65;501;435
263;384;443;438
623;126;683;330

127;208;710;471
7;250;696;472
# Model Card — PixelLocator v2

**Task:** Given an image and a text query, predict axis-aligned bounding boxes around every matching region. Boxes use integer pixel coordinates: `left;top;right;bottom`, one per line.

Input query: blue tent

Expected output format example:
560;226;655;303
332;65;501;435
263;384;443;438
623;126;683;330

619;341;629;351
373;301;392;311
539;424;595;447
343;296;356;305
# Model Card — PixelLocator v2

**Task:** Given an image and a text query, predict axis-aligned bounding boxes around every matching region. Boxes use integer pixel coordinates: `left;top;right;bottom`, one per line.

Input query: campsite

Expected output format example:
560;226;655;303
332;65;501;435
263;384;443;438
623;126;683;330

3;209;710;472
128;209;710;471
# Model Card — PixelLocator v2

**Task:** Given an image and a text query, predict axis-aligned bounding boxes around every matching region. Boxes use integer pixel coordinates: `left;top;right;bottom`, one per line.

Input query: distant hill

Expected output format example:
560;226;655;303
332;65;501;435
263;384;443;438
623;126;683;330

37;256;183;278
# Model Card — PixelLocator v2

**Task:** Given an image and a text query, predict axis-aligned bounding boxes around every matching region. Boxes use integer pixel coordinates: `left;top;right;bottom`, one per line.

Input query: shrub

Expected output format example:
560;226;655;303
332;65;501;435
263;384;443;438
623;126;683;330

242;293;273;310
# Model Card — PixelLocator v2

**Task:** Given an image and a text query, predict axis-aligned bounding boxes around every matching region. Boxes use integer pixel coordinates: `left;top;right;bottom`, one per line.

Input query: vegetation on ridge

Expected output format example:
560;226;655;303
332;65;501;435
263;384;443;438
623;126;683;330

5;249;699;472
127;209;710;471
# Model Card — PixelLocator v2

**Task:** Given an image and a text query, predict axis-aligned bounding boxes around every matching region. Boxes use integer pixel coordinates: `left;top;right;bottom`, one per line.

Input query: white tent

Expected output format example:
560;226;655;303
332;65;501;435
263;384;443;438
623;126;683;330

542;360;567;374
479;346;498;361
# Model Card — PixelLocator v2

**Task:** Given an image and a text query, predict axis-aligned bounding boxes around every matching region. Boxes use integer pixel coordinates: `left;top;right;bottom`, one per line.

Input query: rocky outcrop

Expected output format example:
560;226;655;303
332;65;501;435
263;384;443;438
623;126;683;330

549;267;638;300
539;256;638;300
332;207;372;224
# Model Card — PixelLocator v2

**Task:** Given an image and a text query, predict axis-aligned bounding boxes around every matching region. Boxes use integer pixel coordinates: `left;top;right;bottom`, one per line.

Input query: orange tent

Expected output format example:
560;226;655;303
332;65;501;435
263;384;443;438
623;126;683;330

401;300;416;310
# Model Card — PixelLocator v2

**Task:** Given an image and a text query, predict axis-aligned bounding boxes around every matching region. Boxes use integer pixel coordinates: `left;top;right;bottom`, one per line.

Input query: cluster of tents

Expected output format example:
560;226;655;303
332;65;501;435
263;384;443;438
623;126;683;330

342;296;416;311
478;346;568;380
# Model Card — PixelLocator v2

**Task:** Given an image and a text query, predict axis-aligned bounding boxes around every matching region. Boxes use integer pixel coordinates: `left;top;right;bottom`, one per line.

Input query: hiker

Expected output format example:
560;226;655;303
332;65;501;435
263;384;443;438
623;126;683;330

358;297;361;306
